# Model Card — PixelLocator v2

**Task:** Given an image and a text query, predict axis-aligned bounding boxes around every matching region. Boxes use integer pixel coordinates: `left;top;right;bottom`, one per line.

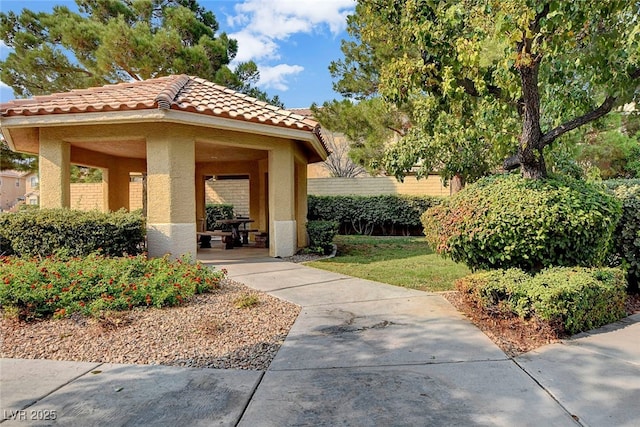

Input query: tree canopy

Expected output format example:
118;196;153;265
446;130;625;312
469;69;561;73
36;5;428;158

328;0;640;181
0;0;281;106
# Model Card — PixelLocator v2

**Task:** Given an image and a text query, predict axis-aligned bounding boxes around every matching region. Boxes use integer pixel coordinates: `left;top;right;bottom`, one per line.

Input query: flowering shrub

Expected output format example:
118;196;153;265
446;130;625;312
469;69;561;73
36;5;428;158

0;254;226;321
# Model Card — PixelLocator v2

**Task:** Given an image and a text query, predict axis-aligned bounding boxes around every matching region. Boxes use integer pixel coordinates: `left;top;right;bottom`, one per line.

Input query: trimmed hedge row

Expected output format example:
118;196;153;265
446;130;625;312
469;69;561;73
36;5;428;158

422;174;621;272
0;209;145;258
456;267;628;335
308;194;442;236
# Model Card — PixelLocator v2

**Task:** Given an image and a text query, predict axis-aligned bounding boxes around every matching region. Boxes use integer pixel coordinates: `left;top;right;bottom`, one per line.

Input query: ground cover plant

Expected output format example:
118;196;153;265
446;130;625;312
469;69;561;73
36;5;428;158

0;254;225;321
306;235;469;292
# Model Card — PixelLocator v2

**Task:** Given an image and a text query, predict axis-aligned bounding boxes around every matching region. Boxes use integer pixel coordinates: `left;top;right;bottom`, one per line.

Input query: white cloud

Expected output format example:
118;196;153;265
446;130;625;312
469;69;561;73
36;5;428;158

258;64;304;91
0;80;10;89
228;0;354;64
230;30;280;63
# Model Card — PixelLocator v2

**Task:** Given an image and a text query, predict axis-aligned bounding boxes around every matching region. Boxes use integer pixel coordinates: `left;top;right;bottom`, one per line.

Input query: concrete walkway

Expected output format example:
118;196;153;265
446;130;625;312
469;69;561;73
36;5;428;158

2;257;639;426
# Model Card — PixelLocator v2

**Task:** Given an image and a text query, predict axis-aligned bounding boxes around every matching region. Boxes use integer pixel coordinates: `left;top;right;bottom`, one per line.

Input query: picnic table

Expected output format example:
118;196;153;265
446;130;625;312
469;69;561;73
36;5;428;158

216;218;256;246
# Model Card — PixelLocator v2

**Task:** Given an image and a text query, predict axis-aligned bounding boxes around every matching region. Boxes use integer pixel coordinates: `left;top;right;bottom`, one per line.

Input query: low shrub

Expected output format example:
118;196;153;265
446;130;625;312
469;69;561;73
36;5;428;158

0;208;145;258
456;267;628;335
0;254;225;321
422;174;622;272
307;220;339;254
308;194;442;236
205;204;234;231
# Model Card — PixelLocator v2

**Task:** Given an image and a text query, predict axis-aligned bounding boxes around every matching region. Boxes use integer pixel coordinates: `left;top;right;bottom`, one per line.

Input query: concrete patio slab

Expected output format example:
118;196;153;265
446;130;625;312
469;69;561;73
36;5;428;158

516;316;640;427
563;313;640;365
270;297;506;370
205;258;304;280
226;265;348;293
1;361;262;427
268;276;426;306
239;362;578;426
0;359;101;414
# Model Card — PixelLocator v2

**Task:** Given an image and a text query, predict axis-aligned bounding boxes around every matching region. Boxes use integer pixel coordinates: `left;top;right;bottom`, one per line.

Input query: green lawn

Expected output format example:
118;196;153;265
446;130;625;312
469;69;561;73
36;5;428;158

305;235;470;292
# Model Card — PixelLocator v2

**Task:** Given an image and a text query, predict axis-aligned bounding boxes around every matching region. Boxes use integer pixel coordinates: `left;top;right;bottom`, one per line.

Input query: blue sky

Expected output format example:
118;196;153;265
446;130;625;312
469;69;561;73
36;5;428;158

0;0;355;108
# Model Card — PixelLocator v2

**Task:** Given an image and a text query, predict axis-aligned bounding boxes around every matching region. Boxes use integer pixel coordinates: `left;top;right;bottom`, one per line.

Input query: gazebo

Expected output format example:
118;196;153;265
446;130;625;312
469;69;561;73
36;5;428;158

0;75;328;258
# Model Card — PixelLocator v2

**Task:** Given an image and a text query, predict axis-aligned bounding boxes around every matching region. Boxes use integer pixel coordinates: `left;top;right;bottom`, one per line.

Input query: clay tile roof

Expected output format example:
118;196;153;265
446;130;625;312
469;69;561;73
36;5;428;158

0;75;327;154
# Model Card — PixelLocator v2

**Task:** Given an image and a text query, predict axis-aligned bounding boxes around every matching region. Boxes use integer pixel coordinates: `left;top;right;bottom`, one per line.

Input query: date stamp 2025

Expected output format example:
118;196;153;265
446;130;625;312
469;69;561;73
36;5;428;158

3;409;58;421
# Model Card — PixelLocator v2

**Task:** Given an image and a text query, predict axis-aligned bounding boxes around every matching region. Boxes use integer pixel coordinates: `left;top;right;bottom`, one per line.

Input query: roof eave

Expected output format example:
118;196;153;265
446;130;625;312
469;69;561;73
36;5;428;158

0;109;329;161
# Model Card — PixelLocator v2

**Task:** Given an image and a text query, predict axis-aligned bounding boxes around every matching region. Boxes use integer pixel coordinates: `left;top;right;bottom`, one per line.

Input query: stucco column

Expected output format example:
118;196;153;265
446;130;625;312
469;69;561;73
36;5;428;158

39;135;70;208
268;145;296;257
295;161;308;248
258;159;269;232
103;162;130;212
146;135;196;259
195;166;206;232
249;167;260;237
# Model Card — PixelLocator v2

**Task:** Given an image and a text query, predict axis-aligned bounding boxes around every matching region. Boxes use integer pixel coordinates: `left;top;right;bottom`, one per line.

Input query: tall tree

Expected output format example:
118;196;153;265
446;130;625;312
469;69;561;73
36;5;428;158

332;0;639;180
1;139;37;172
319;131;367;178
0;0;281;106
311;98;407;175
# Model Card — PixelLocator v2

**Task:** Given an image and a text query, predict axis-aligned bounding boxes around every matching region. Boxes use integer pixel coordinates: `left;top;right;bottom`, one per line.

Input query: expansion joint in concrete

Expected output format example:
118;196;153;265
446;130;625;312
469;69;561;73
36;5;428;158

267;358;511;373
235;371;265;427
511;358;583;426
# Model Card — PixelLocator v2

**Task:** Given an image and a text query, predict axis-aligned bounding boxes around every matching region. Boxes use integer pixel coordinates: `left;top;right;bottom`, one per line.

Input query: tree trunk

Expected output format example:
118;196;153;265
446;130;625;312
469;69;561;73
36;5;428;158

450;174;464;194
518;60;546;179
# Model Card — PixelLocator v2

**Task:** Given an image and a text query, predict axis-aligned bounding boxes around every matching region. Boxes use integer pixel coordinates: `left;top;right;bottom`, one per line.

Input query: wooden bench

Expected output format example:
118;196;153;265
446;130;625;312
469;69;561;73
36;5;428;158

197;231;234;250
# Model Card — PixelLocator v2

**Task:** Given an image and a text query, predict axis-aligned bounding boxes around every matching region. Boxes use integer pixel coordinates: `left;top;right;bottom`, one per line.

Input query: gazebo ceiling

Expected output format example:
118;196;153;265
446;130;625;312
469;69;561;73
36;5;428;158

0;75;328;163
65;140;267;163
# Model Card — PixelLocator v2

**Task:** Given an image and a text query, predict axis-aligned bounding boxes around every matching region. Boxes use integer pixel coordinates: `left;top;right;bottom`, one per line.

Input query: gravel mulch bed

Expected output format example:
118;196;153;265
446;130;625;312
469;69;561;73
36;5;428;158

1;280;300;371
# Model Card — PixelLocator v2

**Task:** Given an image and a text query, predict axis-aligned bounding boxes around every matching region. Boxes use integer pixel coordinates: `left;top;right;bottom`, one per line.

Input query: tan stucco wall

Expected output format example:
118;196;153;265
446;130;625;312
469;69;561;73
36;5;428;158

39;134;70;208
146;133;196;258
308;176;450;197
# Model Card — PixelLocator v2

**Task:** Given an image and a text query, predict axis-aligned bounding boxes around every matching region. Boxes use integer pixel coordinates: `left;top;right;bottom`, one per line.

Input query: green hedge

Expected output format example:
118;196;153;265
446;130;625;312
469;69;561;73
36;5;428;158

308;195;442;236
422;174;621;272
456;267;628;335
602;181;640;292
307;220;339;254
205;204;234;231
0;209;145;258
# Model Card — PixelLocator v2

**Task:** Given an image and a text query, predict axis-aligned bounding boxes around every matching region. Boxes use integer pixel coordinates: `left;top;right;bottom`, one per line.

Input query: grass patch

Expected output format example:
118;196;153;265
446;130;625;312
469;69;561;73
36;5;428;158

305;235;470;292
233;293;260;309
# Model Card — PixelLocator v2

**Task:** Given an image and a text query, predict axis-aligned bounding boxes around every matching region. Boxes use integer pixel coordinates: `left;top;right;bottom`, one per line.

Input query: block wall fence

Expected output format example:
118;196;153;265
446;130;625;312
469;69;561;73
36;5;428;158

70;176;448;212
70;180;250;214
307;176;450;197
